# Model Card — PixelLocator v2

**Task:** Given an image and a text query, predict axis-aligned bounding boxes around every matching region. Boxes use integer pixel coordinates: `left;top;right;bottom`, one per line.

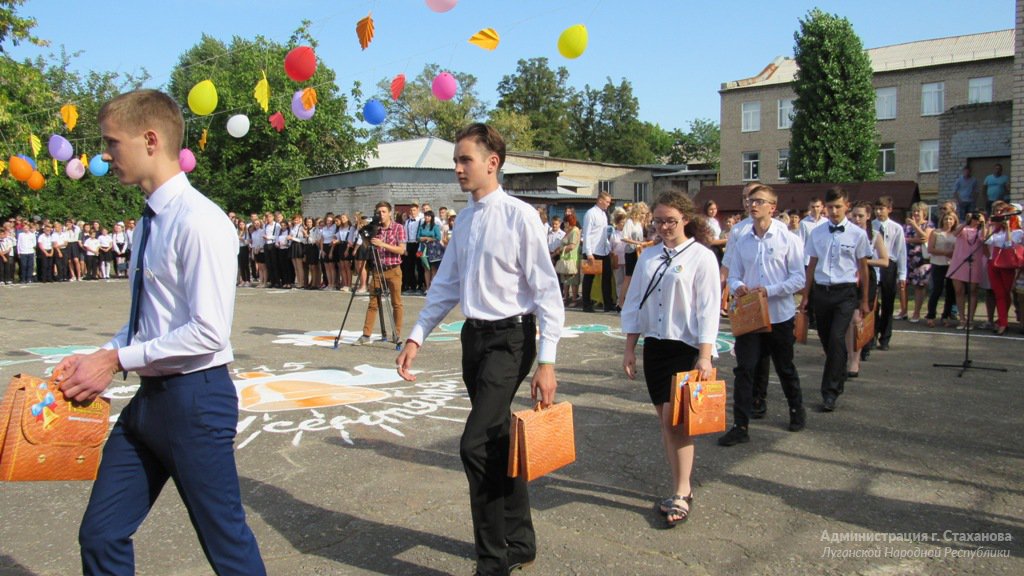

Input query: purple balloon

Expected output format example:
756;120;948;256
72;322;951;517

48;134;74;162
291;91;315;120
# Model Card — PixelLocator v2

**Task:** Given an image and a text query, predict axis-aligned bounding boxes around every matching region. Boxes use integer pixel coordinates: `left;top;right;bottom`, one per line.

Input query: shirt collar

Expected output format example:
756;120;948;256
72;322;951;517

665;237;695;255
146;171;189;216
470;186;505;209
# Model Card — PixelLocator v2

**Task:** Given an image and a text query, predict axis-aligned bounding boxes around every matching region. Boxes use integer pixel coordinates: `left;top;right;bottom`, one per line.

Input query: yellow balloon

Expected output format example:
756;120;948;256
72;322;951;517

558;24;588;59
188;80;218;116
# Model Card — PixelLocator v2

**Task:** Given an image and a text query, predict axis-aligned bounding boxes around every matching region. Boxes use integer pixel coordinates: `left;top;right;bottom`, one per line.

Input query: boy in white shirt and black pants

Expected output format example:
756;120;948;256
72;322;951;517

720;184;806;446
872;196;907;351
800;187;871;412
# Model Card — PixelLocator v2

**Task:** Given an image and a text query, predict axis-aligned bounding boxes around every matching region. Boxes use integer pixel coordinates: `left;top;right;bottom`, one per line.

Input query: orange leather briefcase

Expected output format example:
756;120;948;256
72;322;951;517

729;290;772;337
508;402;576;482
670;369;727;436
0;373;110;481
855;304;877;351
580;259;604;276
793;310;808;344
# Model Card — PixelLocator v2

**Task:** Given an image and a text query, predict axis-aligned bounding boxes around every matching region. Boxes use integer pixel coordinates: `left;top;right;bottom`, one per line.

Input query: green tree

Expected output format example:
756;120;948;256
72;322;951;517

373;64;487;143
566;78;660;164
486;108;535;151
566;85;600;161
0;0;46;53
495;57;570;156
671;118;720;167
167;25;372;214
788;8;878;183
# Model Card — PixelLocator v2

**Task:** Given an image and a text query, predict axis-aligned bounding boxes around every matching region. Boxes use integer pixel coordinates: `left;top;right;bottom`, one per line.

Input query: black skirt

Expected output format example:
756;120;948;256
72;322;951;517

289;243;304;259
642;337;700;406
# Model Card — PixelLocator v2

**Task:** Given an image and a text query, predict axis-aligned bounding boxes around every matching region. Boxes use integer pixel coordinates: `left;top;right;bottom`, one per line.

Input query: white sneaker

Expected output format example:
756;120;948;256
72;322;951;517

353;335;372;346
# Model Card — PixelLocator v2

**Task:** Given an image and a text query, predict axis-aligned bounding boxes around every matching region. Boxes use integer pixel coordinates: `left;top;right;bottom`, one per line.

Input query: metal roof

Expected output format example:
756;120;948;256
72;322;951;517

364;136;543;174
722;29;1013;91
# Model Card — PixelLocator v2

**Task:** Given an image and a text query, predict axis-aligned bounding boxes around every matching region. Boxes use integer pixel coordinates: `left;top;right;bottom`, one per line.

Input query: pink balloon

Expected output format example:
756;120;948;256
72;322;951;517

179;148;196;173
425;0;457;12
65;158;86;180
432;72;458;101
291;91;315;120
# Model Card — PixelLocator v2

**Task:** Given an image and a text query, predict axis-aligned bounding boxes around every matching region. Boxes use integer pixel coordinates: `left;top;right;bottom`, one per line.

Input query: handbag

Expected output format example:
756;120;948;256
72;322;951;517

508;402;576;482
729;290;772;336
0;373;110;481
554;256;578;276
581;258;604;276
992;245;1024;269
855;303;877;351
793;310;808;344
669;369;727;436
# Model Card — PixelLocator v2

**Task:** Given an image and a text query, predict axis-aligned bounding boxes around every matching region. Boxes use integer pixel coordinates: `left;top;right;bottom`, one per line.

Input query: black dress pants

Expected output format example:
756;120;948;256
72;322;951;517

460;316;537;576
732;318;802;427
581;253;614;311
812;284;857;401
875;263;898;346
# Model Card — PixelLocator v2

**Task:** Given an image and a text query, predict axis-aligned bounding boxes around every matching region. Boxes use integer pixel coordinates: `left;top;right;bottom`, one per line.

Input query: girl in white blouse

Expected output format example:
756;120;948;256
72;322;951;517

621;190;720;528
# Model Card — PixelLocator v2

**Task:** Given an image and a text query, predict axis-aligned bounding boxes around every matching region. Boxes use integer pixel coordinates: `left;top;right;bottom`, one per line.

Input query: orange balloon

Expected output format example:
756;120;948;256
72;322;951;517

27;170;45;190
9;156;32;181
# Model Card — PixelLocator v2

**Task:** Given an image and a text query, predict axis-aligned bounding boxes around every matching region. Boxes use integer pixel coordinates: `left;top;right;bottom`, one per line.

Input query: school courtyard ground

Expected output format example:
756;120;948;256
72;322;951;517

1;281;1021;575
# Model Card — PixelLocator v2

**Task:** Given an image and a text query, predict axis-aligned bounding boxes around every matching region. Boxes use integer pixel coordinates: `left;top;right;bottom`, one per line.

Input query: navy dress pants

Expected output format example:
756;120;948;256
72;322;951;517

79;365;265;576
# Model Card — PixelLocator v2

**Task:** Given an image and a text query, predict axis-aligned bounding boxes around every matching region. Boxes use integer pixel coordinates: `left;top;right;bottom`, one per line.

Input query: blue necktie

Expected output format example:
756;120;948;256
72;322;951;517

125;205;154;377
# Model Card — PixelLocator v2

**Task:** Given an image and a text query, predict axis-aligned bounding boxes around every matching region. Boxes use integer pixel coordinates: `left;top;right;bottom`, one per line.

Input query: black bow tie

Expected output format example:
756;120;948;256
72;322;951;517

829;225;845;233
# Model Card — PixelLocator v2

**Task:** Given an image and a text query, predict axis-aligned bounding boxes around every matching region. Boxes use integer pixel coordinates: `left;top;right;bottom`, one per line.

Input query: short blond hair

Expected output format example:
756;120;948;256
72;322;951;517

98;89;184;160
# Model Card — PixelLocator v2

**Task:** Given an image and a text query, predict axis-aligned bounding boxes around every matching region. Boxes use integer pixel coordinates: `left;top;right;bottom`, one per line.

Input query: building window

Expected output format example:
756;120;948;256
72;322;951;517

875;87;897;120
968;77;993;104
777;149;790;180
921;82;944;116
919;140;939;173
632;182;649;203
877;143;896;174
598;180;614;195
741;101;760;132
777;99;794;130
742;152;760;181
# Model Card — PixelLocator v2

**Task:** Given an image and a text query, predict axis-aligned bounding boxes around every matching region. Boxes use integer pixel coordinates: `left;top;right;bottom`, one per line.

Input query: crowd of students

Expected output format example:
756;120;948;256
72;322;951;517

0;217;133;284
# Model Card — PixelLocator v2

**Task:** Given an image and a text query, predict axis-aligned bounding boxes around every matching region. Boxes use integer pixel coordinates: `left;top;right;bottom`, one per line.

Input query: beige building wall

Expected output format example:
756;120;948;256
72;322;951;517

720;57;1012;200
506;153;657;203
1014;0;1024;202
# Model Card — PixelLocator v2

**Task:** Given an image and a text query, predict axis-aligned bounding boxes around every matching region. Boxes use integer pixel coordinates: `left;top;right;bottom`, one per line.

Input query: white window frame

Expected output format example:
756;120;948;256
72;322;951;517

875;87;897;120
632;182;649;203
878;143;896;174
921;82;945;116
777;149;789;180
919;140;939;173
777;99;794;130
598;180;614;195
742;152;760;181
742;101;761;132
968;77;993;104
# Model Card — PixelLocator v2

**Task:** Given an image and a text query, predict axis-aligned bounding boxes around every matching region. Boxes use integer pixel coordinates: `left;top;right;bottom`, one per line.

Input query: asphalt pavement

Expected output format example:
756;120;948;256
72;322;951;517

1;280;1021;575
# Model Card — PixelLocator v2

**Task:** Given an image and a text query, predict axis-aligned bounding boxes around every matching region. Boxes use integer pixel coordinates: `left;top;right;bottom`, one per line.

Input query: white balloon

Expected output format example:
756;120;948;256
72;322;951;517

226;114;251;138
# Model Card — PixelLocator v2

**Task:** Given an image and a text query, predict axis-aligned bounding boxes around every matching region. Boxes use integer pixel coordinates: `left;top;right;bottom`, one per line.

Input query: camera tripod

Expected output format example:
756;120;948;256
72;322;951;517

333;235;401;350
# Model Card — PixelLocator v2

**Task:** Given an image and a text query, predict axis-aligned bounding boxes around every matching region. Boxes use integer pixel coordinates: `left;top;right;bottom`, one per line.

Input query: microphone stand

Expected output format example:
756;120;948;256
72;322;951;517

933;223;1007;377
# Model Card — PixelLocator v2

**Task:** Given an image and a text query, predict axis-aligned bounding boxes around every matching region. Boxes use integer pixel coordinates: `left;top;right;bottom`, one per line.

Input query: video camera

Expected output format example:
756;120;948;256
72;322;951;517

359;215;382;240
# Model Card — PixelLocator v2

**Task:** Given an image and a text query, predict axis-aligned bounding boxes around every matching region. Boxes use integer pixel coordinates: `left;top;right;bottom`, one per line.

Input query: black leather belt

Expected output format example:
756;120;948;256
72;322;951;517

814;282;856;292
465;314;535;330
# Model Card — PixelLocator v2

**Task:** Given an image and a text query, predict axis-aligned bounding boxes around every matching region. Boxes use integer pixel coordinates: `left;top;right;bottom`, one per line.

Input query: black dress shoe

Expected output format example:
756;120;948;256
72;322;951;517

860;349;870;361
582;307;595;313
877;343;890;351
847;371;859;378
789;406;806;431
822;396;836;412
717;426;750;446
509;555;535;571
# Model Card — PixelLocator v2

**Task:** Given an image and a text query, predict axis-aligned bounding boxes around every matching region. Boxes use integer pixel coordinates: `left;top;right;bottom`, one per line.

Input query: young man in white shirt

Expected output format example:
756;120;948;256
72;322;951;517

800;187;871;412
547;215;565;264
581;191;614;312
720;184;806;446
872;196;907;350
398;123;563;576
16;223;36;283
55;89;265;576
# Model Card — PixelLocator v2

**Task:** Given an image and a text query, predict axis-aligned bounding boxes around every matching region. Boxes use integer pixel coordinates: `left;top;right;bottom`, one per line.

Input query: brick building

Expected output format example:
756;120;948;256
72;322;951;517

719;29;1014;201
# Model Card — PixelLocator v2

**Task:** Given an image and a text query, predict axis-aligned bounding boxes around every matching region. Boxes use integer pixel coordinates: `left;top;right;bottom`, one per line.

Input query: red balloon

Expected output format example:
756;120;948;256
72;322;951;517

284;46;317;82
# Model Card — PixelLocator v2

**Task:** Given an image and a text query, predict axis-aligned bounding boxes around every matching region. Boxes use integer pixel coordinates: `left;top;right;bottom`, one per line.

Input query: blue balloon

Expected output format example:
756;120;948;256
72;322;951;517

89;155;109;177
363;99;387;126
18;154;36;170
